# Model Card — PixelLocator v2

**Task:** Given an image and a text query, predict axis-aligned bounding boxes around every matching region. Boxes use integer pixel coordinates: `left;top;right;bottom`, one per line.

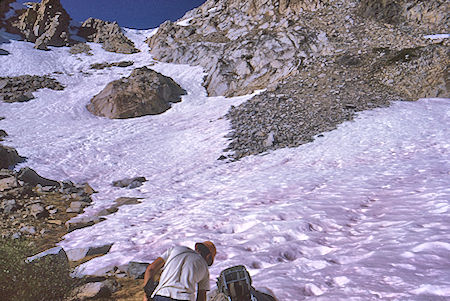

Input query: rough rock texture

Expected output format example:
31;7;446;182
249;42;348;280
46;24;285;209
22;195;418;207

87;67;187;119
0;145;23;169
69;279;119;301
89;61;134;70
8;0;71;50
147;0;448;160
358;0;448;30
26;246;69;267
148;0;447;98
0;168;95;241
126;262;149;279
0;74;64;103
112;176;147;189
147;0;336;97
77;17;139;54
69;43;93;55
17;167;60;187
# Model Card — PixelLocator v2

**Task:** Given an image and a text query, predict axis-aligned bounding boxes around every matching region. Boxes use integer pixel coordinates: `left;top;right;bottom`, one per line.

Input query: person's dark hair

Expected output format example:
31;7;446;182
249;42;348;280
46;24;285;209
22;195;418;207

196;243;211;258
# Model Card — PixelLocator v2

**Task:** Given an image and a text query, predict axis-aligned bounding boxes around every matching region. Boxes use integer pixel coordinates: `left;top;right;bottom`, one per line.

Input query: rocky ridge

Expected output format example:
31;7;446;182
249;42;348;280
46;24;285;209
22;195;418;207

7;0;71;50
0;0;138;53
76;17;139;54
147;0;449;160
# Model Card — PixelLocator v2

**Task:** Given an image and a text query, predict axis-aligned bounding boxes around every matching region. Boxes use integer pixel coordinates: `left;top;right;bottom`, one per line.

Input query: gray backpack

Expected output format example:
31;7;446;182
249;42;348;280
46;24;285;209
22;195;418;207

216;265;257;301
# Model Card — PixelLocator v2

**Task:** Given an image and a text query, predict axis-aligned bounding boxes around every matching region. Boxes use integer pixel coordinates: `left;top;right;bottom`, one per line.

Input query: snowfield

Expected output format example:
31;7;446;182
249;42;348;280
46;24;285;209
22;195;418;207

1;28;449;300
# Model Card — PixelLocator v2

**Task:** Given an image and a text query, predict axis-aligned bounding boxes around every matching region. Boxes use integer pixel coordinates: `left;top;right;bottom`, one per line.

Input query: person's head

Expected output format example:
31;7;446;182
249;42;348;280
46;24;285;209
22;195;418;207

195;241;216;266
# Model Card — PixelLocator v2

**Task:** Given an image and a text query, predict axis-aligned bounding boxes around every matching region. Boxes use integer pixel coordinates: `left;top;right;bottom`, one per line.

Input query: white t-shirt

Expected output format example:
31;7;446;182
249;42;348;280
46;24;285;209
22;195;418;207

152;246;210;301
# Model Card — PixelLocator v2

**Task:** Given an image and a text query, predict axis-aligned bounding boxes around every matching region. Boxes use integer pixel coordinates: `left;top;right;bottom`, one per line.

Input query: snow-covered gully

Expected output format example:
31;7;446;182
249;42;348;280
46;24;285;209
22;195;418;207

0;29;449;300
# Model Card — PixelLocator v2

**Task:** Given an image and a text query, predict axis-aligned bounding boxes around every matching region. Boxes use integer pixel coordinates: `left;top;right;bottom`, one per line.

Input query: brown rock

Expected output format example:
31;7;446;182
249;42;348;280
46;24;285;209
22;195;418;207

77;17;139;54
9;0;71;49
0;175;17;191
86;67;186;119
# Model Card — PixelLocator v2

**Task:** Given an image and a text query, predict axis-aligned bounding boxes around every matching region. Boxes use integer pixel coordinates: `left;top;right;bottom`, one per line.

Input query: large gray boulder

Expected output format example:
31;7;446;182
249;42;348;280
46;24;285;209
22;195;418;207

86;67;186;119
77;17;139;54
9;0;71;50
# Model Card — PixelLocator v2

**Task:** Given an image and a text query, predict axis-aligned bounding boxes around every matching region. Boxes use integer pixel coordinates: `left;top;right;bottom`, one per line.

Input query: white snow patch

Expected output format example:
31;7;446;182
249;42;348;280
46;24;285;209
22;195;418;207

0;31;449;301
177;18;193;26
411;284;450;296
424;34;450;40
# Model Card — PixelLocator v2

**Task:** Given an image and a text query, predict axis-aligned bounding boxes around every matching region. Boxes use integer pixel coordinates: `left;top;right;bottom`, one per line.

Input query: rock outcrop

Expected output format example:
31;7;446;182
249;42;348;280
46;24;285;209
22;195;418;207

0;168;95;240
8;0;71;50
86;67;186;119
0;74;64;103
77;17;139;54
1;0;139;53
147;0;448;160
0;145;24;169
147;0;447;99
147;0;333;97
358;0;449;30
112;177;147;189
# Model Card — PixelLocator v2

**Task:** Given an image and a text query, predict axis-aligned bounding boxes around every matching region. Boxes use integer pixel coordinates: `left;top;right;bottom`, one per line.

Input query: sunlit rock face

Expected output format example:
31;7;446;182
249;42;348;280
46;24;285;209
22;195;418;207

147;0;447;99
147;0;333;97
86;67;186;119
77;18;140;54
8;0;71;49
146;0;448;159
1;1;139;53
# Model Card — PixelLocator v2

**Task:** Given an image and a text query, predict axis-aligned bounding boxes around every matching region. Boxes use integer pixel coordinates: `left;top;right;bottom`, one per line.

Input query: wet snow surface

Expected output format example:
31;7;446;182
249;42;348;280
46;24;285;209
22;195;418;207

1;29;449;300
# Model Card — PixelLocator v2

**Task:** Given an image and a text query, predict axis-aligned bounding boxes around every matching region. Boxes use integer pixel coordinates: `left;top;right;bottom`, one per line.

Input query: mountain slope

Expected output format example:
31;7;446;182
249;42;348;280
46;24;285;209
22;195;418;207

1;1;449;300
1;27;449;300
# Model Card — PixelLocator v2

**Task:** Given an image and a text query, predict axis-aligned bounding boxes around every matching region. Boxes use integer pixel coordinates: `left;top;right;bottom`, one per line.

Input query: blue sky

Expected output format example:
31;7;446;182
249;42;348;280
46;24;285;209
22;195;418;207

19;0;206;29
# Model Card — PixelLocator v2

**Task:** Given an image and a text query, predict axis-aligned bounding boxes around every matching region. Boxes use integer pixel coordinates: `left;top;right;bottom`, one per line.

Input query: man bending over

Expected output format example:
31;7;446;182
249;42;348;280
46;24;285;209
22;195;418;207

143;241;217;301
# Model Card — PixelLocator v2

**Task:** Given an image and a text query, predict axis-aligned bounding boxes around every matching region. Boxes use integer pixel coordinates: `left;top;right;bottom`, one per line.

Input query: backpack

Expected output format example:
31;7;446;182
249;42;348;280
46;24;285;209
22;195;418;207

216;265;258;301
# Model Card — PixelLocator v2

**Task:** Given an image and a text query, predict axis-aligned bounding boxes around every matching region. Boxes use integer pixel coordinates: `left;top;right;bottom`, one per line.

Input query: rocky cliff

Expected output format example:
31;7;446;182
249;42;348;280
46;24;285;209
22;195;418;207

147;0;449;159
148;0;334;97
148;0;448;98
7;0;71;49
77;18;139;54
1;0;138;53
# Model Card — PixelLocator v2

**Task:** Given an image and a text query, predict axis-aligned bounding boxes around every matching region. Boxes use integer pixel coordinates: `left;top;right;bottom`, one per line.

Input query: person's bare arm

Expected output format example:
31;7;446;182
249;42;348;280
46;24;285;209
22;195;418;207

143;257;165;288
196;288;207;301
